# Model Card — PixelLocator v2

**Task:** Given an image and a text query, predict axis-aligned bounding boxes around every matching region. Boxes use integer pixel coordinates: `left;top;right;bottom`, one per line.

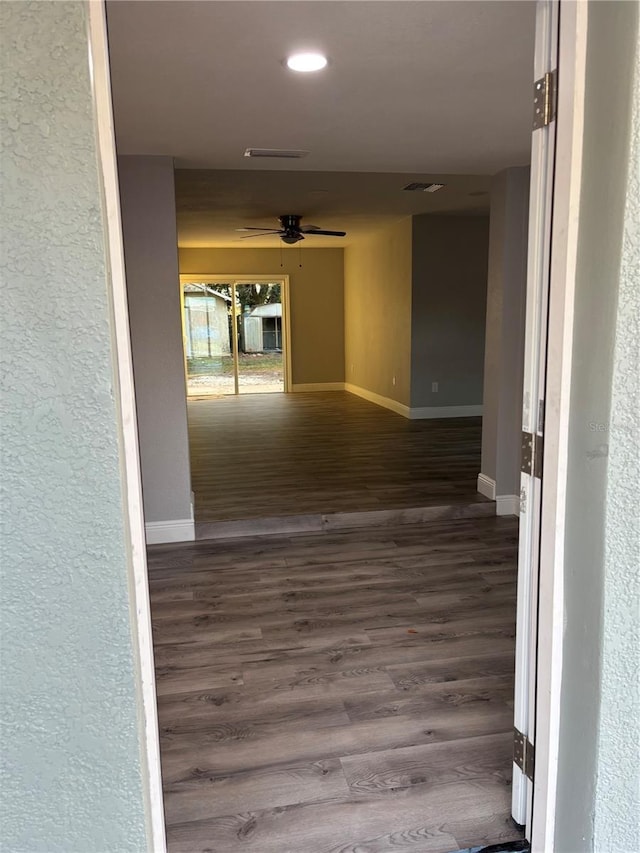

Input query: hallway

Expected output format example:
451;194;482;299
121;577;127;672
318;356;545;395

148;515;522;853
187;392;492;538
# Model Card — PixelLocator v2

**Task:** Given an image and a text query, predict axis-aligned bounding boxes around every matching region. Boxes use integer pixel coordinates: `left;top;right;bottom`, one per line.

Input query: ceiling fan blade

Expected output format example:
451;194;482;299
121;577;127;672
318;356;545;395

236;226;281;232
299;224;322;232
240;231;282;239
303;229;347;237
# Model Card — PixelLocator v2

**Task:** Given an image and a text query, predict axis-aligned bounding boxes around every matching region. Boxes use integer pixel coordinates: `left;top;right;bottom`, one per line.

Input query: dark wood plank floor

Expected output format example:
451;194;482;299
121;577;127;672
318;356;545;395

148;515;523;853
187;392;487;524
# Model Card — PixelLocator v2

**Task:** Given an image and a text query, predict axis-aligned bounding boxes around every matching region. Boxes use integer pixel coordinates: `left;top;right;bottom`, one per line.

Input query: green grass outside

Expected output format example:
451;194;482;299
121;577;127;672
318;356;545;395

187;352;282;377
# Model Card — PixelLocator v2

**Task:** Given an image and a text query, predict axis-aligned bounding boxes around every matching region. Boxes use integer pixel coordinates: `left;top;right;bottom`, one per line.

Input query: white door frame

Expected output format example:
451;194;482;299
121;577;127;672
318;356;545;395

530;1;589;849
180;274;293;395
512;0;559;830
88;0;591;848
515;2;589;848
87;3;166;850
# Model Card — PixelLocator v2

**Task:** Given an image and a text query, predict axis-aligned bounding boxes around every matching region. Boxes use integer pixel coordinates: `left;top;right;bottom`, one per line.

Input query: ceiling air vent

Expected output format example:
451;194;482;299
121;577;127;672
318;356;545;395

403;182;446;193
244;148;309;159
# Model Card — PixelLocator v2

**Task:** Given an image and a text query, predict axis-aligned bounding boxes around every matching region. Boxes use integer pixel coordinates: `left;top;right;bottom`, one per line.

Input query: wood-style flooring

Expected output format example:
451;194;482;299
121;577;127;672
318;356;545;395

187;392;489;530
148;515;523;853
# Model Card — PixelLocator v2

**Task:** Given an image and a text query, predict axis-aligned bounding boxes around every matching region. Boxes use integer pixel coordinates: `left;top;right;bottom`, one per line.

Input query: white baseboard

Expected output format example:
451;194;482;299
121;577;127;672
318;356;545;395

477;476;518;516
291;382;346;392
409;404;483;420
145;518;195;544
477;473;497;500
496;494;520;516
344;383;411;418
344;384;482;420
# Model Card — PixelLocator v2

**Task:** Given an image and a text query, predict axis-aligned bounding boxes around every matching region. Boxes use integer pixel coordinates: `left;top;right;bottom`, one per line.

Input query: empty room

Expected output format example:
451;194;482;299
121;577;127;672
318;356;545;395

107;1;536;850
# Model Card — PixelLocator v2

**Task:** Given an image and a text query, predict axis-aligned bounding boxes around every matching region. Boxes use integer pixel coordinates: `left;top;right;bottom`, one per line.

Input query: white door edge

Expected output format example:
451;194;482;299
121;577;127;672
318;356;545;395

530;1;589;850
512;0;559;830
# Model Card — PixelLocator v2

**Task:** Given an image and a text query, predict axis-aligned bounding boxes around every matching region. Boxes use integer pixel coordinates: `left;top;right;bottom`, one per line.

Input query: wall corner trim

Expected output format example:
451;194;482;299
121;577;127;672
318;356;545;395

409;404;483;420
344;383;411;418
292;382;346;392
145;519;196;545
496;494;520;517
477;473;497;500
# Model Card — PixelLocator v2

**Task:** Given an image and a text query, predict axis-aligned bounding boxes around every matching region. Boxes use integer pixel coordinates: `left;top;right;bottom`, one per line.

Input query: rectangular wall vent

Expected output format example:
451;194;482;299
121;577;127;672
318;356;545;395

244;148;310;159
403;182;446;193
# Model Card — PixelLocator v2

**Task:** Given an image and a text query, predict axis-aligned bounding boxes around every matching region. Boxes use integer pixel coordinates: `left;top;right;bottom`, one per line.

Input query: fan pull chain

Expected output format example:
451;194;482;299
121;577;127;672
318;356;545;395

298;244;303;269
280;242;284;268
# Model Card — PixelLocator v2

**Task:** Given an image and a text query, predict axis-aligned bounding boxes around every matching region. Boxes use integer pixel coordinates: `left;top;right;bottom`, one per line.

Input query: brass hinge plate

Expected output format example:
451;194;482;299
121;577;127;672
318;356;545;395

521;430;544;479
514;728;535;781
533;70;557;129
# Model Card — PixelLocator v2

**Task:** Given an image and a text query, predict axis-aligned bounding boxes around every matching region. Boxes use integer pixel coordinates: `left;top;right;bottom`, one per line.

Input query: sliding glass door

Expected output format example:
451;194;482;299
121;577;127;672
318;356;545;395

181;277;289;397
236;281;284;395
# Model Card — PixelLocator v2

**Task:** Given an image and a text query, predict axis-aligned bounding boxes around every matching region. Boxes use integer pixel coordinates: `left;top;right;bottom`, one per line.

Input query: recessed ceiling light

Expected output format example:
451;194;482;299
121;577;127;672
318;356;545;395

286;52;328;73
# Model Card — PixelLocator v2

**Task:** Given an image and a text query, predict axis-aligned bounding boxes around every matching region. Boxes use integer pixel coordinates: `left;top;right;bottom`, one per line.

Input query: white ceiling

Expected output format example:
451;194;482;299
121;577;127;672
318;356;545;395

107;0;536;174
174;169;492;247
108;1;534;246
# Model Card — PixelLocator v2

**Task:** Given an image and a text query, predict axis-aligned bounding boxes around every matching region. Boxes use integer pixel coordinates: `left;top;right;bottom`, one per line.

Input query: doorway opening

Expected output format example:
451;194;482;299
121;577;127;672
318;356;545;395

180;275;291;397
99;0;561;849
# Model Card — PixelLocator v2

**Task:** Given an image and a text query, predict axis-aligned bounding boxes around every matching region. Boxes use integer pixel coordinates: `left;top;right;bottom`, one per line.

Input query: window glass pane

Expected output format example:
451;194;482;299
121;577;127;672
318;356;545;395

183;283;234;396
237;282;284;394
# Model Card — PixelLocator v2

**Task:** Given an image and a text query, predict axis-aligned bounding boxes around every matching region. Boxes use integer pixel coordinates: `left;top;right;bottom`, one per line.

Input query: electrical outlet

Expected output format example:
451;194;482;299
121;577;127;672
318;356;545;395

432;381;439;392
392;375;396;386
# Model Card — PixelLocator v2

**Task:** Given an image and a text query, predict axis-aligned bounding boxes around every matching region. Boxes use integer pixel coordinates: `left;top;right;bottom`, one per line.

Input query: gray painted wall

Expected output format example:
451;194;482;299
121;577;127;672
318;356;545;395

555;2;639;849
411;215;489;409
118;155;193;526
595;22;640;848
1;3;148;849
480;168;530;496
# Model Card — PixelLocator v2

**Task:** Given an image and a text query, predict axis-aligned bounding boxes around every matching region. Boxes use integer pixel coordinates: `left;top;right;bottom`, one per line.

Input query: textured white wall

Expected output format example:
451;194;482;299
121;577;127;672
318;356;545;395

1;2;148;849
595;25;640;851
554;2;639;849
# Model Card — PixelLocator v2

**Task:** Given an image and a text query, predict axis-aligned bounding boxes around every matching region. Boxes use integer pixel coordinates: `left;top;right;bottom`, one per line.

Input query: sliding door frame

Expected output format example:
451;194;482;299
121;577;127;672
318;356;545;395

179;274;292;396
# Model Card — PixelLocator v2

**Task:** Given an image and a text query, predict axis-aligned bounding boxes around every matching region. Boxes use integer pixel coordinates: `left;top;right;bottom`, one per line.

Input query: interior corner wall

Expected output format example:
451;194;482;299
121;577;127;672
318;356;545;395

179;247;345;386
1;2;148;848
555;1;639;849
410;215;490;410
343;219;413;407
118;155;193;532
479;167;530;498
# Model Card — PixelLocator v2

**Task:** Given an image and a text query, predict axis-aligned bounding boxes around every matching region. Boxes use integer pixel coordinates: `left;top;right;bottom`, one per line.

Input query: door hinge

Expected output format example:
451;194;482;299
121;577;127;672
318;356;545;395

521;431;544;479
533;69;557;129
514;727;535;781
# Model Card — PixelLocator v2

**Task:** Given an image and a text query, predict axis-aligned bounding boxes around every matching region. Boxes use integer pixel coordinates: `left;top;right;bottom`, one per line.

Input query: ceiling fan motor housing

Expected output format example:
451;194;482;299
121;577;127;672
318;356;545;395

279;214;303;230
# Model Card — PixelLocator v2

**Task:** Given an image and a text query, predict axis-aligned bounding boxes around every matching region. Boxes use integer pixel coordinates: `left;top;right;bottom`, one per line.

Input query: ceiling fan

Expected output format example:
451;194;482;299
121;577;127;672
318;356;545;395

236;214;346;245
